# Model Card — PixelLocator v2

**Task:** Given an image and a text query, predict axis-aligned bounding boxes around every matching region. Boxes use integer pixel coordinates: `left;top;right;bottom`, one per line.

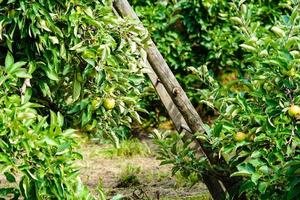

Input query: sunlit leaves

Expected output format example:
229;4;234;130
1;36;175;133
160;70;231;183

0;91;94;198
138;0;300;199
208;1;300;199
0;0;149;199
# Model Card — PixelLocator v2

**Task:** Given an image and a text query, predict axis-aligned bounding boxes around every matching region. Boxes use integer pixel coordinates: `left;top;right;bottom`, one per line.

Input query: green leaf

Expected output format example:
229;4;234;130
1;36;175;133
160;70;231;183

258;182;268;194
19;176;29;198
46;70;59;81
21;88;32;104
288;186;300;200
4;172;16;183
239;180;255;194
258;165;269;175
5;51;14;70
39;81;52;98
0;19;5;40
214;123;223;137
0;153;11;164
14;69;32;79
8;61;27;74
0;188;19;198
81;106;92;126
50;110;57;127
240;44;256;52
130;111;142;124
43;136;59;146
73;79;81;102
62;129;77;136
231;170;252;177
232;163;255;177
56;142;71;155
69;41;84;51
271;26;285;37
251;172;262;185
0;139;9;151
57;112;64;127
17;112;36;120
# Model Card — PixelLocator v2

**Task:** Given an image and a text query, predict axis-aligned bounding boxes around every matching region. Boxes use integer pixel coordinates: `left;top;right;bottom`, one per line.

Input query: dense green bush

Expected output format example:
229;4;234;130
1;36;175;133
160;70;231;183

131;0;290;70
153;1;300;199
0;53;92;199
1;0;147;142
0;0;147;198
129;0;202;101
210;2;300;198
130;0;291;109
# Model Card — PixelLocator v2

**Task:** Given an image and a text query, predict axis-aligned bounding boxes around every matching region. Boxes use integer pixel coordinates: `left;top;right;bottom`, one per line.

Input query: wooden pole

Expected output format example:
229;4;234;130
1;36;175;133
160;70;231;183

112;3;190;135
112;1;228;199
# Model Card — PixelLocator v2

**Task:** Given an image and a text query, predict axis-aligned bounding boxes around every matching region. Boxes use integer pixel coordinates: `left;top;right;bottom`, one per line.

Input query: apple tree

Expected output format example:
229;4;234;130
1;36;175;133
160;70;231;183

0;0;148;198
154;1;300;199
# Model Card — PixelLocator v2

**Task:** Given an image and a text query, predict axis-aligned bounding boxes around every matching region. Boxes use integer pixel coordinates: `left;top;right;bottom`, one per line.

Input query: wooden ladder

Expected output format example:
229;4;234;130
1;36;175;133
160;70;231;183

112;1;233;199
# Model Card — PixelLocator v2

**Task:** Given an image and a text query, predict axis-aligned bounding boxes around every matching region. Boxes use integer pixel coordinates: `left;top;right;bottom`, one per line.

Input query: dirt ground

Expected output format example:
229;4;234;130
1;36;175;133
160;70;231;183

0;139;210;200
77;141;210;199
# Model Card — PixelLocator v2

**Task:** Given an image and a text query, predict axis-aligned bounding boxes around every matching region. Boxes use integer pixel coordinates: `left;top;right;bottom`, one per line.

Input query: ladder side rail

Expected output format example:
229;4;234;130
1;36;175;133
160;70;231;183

112;1;227;199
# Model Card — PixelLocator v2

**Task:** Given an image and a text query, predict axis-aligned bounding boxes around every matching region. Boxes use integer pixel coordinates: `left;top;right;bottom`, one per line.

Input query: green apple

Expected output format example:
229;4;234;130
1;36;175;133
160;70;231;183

288;104;300;117
281;67;296;77
92;97;101;109
103;98;115;110
234;132;247;142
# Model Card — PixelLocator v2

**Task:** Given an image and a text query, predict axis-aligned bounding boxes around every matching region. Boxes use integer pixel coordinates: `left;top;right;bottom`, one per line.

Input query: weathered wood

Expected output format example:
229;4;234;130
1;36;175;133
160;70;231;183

112;1;227;199
146;61;206;159
113;0;205;133
112;3;190;134
146;62;191;133
113;0;205;164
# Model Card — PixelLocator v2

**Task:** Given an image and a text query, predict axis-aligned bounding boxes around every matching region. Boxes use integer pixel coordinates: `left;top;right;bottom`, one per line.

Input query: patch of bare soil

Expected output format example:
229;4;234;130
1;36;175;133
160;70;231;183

77;142;209;199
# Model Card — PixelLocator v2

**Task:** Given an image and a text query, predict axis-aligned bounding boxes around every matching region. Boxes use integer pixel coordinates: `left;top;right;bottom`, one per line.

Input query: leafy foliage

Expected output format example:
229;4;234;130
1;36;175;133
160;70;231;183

148;0;300;199
209;2;300;198
129;0;203;101
0;0;147;142
0;0;148;198
0;55;92;199
130;0;292;110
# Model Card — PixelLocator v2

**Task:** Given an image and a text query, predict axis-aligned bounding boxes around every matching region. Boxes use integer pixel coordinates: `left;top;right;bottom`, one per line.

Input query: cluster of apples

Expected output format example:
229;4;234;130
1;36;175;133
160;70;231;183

92;97;116;110
234;131;255;142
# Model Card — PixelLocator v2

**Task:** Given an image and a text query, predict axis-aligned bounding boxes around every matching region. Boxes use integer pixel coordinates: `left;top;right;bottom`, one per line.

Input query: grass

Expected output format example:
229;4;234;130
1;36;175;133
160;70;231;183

78;137;209;199
161;193;212;200
97;138;151;158
174;172;199;188
116;164;141;188
185;193;212;200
